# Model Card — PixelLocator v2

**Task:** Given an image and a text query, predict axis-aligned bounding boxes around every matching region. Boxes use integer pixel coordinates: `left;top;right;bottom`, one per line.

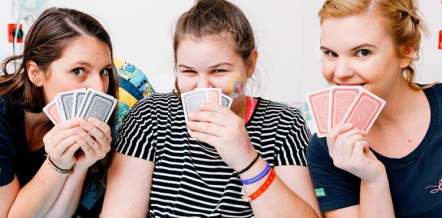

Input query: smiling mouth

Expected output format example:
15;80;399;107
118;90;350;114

336;83;366;86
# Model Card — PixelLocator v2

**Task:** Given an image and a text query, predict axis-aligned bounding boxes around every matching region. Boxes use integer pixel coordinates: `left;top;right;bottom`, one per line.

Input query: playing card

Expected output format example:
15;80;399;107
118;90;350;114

196;88;222;105
73;88;87;118
341;88;386;133
221;93;233;109
181;89;208;122
306;89;330;137
328;86;361;131
43;99;62;125
76;89;93;118
56;90;76;121
79;89;118;123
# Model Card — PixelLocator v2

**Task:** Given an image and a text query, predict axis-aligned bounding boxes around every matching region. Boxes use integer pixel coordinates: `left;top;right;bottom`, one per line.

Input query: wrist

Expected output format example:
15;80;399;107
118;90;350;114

239;157;268;184
47;156;74;177
362;163;388;185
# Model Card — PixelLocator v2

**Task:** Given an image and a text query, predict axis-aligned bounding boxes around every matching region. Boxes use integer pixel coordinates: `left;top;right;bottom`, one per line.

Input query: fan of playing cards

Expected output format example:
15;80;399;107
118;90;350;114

43;88;118;125
181;88;233;123
306;86;386;137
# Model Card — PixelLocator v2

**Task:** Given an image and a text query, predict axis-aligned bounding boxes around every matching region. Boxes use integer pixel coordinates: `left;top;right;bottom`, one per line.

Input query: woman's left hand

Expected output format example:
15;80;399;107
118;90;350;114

73;117;112;170
187;103;256;171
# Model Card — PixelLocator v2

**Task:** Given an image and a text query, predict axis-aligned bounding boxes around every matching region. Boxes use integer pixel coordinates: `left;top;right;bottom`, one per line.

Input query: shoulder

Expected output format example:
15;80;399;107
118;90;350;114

423;83;442;110
120;93;181;127
0;98;18;129
129;93;179;114
428;83;442;95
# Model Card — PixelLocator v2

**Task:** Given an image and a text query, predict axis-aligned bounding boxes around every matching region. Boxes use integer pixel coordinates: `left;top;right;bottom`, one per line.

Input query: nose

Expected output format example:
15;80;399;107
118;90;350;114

334;58;355;79
196;75;212;89
86;73;106;93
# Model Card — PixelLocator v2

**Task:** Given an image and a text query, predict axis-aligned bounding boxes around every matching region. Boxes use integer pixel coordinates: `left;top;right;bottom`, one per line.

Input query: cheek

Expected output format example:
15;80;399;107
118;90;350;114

176;75;197;93
226;74;246;98
321;61;334;81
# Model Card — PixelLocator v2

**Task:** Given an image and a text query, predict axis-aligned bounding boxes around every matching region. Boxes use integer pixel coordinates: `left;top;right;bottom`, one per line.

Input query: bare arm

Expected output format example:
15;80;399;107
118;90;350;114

325;176;394;218
101;152;154;218
242;158;320;218
5;159;70;218
324;124;395;218
44;117;112;217
42;167;88;218
0;176;19;218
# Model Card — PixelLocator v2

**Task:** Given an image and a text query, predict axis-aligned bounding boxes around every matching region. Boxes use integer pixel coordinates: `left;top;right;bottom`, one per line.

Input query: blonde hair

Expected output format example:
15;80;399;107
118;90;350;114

319;0;430;89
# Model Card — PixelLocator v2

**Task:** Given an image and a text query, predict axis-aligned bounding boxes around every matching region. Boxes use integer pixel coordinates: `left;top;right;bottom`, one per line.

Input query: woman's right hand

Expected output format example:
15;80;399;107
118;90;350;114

326;124;386;183
43;118;82;170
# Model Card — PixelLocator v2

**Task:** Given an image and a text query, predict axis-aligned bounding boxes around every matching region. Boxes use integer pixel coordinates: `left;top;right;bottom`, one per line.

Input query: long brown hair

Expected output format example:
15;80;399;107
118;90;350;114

318;0;430;89
0;7;118;189
172;0;257;97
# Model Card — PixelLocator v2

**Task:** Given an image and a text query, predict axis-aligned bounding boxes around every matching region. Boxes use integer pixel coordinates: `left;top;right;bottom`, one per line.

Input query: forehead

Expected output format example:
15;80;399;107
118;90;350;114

320;12;392;49
58;36;111;63
177;34;239;61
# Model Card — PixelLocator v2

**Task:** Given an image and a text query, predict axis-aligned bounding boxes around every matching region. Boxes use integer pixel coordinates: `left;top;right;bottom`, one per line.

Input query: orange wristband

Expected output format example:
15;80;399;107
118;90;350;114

241;167;275;202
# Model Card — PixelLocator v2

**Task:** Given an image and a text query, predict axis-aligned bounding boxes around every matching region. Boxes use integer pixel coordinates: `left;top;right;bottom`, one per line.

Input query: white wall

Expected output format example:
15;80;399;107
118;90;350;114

1;0;441;102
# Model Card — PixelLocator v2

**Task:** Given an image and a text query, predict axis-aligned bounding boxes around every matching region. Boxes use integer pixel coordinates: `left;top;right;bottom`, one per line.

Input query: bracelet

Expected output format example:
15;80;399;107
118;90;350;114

47;157;74;177
242;167;275;202
238;153;260;175
240;160;270;185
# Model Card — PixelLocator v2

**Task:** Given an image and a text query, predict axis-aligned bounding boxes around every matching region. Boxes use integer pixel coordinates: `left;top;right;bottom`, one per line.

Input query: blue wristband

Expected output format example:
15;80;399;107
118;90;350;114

240;160;270;185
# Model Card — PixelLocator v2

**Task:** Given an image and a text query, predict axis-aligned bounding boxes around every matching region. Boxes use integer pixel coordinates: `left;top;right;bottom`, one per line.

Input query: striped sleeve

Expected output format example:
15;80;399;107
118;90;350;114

114;94;157;161
273;104;312;166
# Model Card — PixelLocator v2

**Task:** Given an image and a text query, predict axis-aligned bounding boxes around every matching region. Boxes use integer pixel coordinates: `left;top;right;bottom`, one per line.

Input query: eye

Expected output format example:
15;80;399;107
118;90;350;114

100;68;112;76
72;68;85;76
213;69;227;73
324;50;338;57
355;49;371;57
181;70;196;74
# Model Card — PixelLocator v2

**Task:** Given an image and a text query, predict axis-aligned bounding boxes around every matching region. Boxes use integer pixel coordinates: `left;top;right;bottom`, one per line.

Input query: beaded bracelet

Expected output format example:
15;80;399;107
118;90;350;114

238;153;260;175
242;167;276;202
240;160;270;185
47;157;74;177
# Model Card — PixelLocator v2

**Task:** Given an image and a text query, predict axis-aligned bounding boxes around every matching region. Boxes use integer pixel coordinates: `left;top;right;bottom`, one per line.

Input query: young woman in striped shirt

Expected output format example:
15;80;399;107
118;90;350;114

102;0;320;217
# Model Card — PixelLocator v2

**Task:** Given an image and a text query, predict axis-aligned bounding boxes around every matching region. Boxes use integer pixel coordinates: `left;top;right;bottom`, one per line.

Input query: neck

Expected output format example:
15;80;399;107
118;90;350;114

373;81;424;128
24;111;53;151
24;110;52;128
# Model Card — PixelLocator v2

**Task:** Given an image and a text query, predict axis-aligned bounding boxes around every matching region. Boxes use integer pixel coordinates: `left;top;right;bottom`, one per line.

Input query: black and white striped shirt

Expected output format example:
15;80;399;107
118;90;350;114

115;93;311;217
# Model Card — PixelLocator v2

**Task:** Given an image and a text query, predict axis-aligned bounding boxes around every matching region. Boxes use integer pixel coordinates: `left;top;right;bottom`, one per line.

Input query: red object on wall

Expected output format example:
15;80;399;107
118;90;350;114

439;31;442;50
8;23;23;43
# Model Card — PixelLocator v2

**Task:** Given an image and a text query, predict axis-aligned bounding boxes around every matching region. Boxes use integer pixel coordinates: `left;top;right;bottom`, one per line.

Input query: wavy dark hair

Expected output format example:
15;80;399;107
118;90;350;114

0;7;118;190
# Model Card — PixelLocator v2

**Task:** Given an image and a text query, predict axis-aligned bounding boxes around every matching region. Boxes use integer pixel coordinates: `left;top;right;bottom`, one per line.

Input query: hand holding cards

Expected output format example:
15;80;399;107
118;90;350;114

306;86;385;137
181;88;232;123
43;88;118;125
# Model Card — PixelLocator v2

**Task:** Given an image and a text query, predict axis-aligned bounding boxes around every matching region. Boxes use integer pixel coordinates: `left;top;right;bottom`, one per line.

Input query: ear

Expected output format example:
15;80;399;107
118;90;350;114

246;49;258;79
399;45;415;69
27;61;45;87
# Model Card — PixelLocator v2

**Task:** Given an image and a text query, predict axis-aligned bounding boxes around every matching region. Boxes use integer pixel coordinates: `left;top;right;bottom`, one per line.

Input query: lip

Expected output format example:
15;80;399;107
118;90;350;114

336;83;366;86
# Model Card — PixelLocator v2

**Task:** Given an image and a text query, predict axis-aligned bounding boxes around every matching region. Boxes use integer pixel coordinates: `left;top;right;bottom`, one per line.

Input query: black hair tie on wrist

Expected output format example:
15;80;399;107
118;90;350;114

238;153;260;175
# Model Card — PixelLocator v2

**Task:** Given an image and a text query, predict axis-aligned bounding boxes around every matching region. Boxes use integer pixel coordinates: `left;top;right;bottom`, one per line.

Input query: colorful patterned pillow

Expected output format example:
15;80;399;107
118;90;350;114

112;58;155;140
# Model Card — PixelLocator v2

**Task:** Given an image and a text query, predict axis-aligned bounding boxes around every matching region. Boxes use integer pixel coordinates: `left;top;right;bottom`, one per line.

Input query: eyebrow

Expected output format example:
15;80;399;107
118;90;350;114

177;62;233;69
349;44;377;51
71;61;112;69
320;44;377;51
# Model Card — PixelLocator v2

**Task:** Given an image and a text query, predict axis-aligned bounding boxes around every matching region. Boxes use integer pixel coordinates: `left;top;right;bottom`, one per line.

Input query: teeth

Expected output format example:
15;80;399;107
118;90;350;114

337;84;365;86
